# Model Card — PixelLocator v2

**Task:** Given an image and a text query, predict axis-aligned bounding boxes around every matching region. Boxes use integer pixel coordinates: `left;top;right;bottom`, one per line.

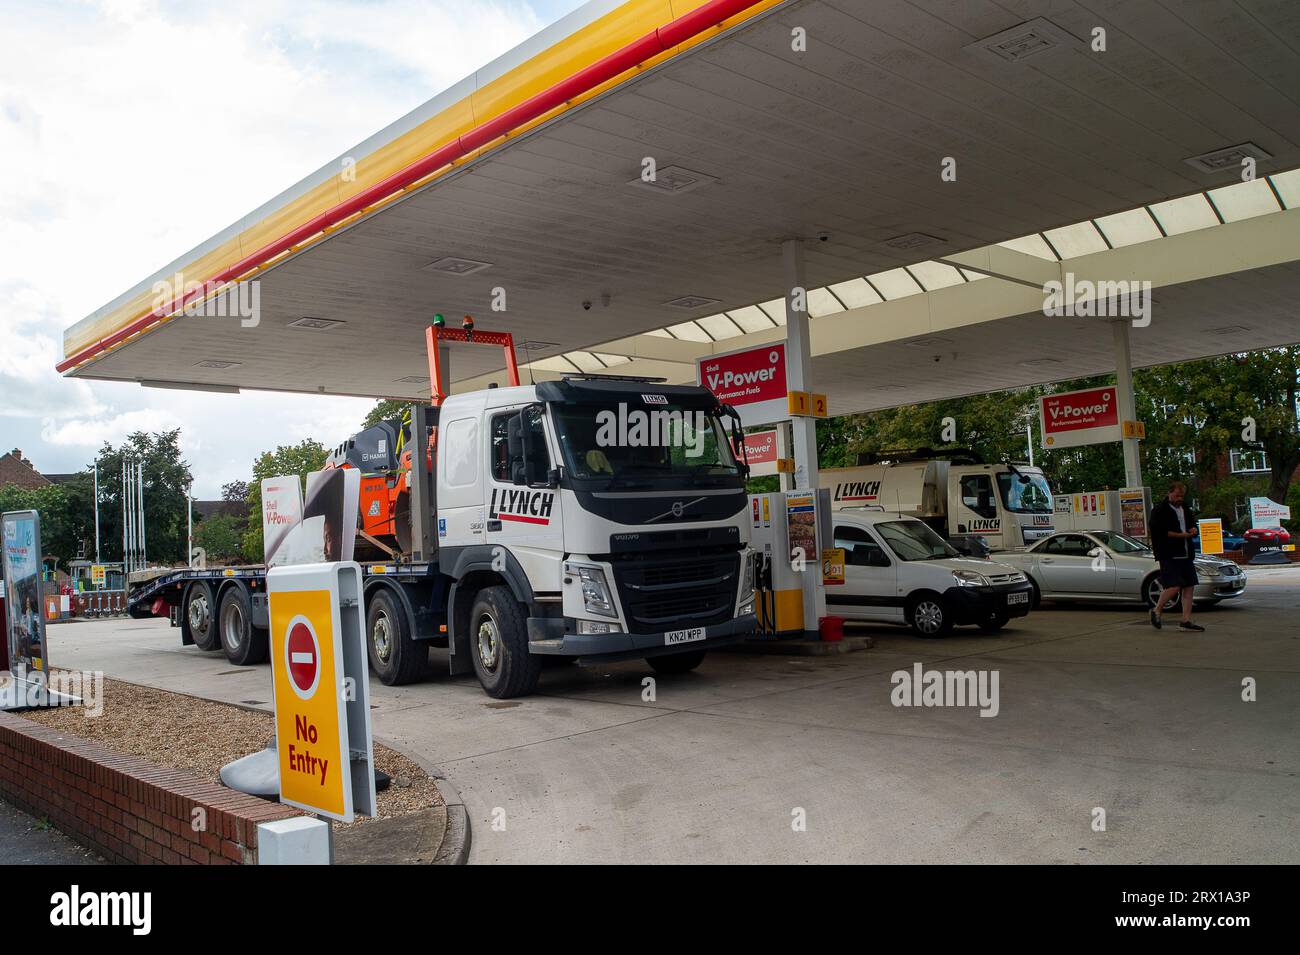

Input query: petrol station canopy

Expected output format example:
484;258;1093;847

61;0;1300;414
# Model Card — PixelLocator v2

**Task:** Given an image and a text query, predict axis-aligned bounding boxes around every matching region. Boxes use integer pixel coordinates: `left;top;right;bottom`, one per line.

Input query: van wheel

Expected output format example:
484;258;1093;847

648;650;706;675
367;588;428;685
978;612;1009;633
470;586;540;699
907;594;953;638
1028;579;1042;609
220;586;267;665
183;581;219;651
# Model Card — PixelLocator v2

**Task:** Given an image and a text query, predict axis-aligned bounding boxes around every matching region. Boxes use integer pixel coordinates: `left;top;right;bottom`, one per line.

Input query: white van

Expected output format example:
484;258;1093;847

826;509;1034;637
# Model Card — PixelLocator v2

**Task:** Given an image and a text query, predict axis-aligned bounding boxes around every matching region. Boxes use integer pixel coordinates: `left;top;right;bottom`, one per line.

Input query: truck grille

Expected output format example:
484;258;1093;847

611;551;739;634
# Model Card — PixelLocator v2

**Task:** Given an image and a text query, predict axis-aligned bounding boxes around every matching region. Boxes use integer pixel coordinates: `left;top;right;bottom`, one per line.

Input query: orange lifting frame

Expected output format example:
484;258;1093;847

425;323;521;407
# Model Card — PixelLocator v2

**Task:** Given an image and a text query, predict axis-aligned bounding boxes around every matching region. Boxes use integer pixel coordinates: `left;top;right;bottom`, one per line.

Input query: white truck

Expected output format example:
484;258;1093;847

129;328;757;698
820;451;1055;553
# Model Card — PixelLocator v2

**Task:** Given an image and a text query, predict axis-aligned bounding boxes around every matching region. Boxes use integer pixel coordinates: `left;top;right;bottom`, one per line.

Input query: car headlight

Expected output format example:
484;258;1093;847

1194;560;1220;577
569;564;617;617
952;569;989;588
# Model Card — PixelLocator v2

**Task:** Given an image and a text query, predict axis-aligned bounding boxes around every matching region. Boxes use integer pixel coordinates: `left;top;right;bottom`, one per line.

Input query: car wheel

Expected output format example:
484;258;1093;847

907;594;953;638
1028;578;1042;609
977;612;1009;633
1143;574;1180;612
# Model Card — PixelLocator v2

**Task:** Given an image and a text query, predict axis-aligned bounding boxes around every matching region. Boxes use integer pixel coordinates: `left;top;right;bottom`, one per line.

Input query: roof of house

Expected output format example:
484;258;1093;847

0;449;52;490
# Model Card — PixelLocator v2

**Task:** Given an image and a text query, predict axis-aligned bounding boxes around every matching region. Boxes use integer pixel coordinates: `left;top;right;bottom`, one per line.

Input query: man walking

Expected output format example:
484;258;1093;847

1148;481;1204;632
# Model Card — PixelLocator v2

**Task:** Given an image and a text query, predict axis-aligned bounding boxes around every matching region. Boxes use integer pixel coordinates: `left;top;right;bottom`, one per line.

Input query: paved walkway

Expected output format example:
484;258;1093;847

0;799;101;864
41;566;1300;864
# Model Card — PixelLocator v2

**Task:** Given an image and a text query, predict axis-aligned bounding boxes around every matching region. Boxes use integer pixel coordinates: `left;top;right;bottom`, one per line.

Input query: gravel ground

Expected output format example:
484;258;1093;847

19;674;442;827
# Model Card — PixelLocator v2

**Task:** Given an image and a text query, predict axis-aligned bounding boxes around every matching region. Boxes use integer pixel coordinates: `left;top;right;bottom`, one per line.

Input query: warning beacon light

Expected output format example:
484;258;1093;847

462;314;475;341
432;312;445;328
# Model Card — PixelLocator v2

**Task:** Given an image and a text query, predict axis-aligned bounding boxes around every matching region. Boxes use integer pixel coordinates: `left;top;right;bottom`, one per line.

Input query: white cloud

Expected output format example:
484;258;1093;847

0;0;567;497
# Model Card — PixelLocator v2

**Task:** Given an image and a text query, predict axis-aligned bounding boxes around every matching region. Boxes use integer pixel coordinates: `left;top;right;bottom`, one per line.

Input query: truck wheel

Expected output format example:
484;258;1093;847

366;588;428;685
220;586;267;665
183;581;219;651
647;650;706;675
907;594;953;638
469;586;540;699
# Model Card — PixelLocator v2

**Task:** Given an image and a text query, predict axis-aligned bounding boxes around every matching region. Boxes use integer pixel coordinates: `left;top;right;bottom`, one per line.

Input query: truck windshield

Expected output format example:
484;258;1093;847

876;520;959;561
997;471;1053;514
549;402;740;483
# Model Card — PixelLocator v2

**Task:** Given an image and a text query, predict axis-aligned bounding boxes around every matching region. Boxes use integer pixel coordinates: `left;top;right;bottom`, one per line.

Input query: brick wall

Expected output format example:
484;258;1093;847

0;711;299;864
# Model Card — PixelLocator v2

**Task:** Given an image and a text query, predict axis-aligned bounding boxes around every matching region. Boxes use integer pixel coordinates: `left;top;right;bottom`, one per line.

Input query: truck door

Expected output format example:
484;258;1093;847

484;405;563;583
952;472;1004;544
828;523;902;622
437;413;486;546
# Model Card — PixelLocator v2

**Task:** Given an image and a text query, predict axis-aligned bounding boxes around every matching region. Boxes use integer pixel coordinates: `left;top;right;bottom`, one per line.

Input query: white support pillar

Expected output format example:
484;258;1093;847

1111;319;1143;489
783;238;825;636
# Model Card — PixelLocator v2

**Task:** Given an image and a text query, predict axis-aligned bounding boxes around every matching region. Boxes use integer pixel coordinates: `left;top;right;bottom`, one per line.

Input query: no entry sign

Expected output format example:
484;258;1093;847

267;563;375;823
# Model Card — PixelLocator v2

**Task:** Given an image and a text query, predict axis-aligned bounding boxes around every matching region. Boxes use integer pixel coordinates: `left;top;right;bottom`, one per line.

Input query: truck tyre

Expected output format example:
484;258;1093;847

647;650;706;675
469;586;540;699
366;588;428;685
220;586;267;666
183;581;219;651
907;593;953;638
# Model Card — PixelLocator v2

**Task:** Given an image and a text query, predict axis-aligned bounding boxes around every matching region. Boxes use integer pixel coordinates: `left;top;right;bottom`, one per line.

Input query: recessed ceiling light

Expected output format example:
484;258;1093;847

517;341;557;351
423;256;492;275
394;375;430;383
1019;358;1062;368
627;165;718;195
1184;143;1272;174
665;295;722;310
1209;324;1250;335
882;232;946;251
965;18;1080;63
902;336;953;348
289;317;345;330
193;359;242;369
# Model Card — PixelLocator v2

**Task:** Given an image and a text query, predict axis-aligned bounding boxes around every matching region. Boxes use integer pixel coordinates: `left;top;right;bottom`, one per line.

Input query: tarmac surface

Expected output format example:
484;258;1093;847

41;564;1300;864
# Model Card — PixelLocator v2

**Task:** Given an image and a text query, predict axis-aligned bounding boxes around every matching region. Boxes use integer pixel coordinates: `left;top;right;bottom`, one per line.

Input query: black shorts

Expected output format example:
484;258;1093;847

1159;557;1198;589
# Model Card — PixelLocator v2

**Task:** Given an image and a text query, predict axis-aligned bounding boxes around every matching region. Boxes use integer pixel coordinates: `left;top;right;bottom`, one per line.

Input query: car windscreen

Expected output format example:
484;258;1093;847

1091;531;1150;554
876;520;958;561
549;401;739;483
996;471;1053;513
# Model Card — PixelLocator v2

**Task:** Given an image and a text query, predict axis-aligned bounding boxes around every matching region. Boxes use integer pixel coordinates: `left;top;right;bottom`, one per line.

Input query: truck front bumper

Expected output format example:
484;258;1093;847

527;613;757;664
943;581;1034;625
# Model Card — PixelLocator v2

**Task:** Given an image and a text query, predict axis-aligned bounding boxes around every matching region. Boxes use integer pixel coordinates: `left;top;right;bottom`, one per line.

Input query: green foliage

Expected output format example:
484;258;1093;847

91;431;192;566
194;512;244;564
241;439;328;562
363;399;419;431
0;482;83;566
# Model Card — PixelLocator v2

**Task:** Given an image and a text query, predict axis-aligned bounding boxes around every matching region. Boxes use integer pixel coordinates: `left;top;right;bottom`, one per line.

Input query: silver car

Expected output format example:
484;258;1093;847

994;530;1246;610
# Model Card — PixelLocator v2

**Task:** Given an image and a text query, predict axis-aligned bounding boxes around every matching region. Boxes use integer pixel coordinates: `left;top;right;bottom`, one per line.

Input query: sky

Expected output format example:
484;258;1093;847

0;0;585;497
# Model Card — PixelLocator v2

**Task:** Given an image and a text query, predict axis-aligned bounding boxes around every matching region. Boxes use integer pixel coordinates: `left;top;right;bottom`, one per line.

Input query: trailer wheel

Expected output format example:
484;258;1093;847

647;650;706;675
366;588;428;685
469;586;540;699
220;586;267;665
183;582;220;651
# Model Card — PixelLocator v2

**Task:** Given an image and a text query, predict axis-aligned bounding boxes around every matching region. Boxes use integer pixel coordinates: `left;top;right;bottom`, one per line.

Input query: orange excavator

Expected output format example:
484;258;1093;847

325;314;521;559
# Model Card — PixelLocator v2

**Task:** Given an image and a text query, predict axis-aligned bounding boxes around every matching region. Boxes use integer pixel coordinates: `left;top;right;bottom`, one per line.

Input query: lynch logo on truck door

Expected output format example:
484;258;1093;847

835;481;880;502
969;518;1001;534
489;488;555;525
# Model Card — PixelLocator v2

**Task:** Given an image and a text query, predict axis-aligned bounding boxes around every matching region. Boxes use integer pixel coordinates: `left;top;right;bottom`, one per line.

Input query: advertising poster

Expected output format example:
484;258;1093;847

1119;487;1149;539
1249;497;1291;529
1038;387;1122;449
821;548;845;586
263;470;361;566
742;428;781;476
2;510;48;678
785;491;818;568
1198;519;1224;555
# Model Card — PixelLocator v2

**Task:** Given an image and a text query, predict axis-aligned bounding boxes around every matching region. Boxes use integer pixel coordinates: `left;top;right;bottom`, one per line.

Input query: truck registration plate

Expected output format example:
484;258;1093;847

1007;592;1029;606
665;627;706;645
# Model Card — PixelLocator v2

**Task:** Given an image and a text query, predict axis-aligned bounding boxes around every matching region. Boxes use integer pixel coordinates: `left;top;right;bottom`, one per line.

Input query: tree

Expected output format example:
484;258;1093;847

94;430;192;566
241;439;328;562
194;513;244;564
0;482;83;566
221;480;249;503
363;399;421;431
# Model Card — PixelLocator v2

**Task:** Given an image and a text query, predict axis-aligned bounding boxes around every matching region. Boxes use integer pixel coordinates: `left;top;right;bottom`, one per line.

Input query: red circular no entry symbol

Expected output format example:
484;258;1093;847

287;621;319;697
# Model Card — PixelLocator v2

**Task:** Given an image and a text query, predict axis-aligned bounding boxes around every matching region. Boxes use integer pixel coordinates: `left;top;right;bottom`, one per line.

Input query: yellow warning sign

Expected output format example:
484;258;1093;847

270;587;348;820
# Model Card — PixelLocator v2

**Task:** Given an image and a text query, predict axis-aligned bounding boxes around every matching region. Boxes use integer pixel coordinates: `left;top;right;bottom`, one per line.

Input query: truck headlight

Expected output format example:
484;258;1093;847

572;564;617;617
952;570;989;588
741;552;755;597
